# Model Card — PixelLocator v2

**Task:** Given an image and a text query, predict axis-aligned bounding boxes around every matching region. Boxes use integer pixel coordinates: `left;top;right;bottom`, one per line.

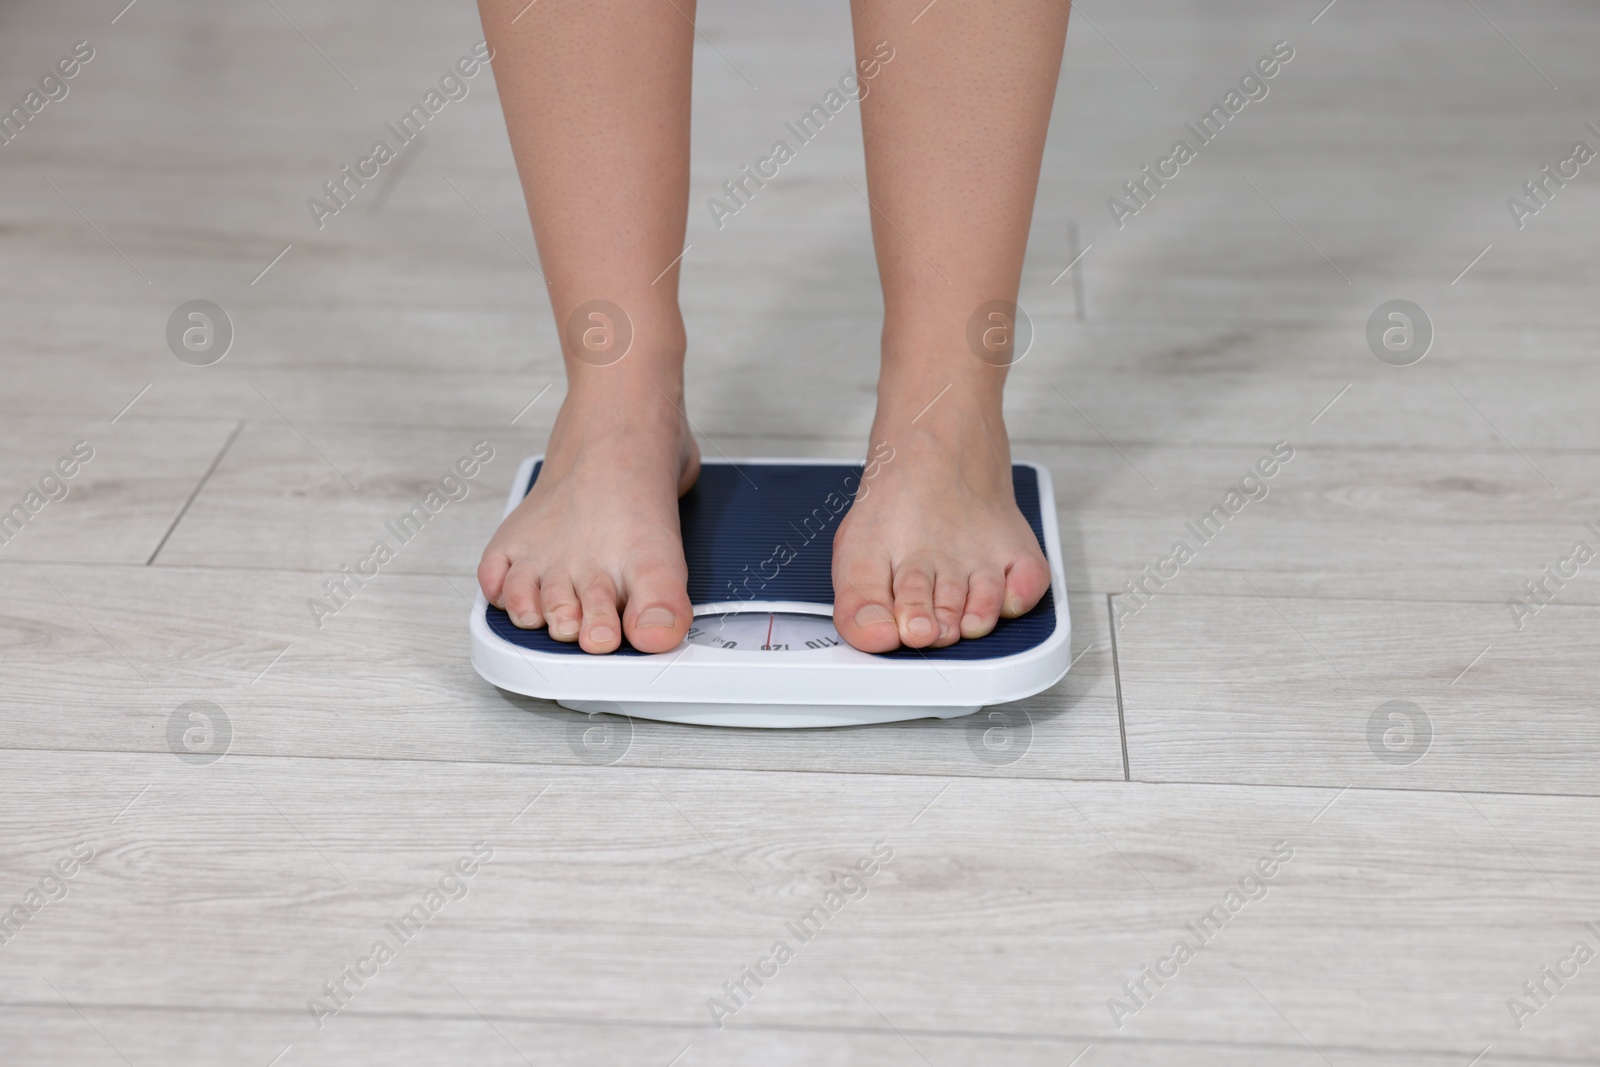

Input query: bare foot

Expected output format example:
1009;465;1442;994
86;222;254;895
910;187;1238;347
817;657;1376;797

832;376;1051;653
478;379;699;654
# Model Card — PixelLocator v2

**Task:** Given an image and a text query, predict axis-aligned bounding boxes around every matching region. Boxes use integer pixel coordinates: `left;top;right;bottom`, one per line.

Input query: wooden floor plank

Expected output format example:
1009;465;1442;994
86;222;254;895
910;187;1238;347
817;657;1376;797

0;561;1123;780
6;294;1599;455
9;1009;1582;1067
142;426;1600;609
0;416;238;565
1116;592;1600;794
9;1008;1561;1067
0;753;1596;1058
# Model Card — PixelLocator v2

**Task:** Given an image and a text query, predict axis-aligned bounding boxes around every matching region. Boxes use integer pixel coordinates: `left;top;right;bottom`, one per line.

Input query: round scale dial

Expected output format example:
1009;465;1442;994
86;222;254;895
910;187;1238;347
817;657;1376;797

686;612;843;652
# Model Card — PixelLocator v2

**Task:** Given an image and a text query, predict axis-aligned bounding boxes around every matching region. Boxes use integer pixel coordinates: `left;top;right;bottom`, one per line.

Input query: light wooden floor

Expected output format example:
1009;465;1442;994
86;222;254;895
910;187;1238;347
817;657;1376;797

3;0;1598;1063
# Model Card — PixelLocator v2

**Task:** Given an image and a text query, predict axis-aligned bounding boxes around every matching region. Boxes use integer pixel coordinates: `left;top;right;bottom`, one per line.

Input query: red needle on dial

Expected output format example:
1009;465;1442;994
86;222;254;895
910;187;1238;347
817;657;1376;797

765;613;774;649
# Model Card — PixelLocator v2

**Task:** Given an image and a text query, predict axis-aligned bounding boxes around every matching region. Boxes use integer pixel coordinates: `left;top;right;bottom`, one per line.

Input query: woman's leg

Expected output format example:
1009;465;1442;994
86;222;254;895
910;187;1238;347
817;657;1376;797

834;0;1068;651
475;0;699;654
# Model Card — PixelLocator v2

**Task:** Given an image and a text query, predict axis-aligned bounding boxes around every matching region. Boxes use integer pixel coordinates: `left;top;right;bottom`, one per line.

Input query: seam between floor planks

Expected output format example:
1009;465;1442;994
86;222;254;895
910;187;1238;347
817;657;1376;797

7;416;1600;457
2;746;1597;802
143;419;245;566
1;1003;1594;1064
1107;592;1131;781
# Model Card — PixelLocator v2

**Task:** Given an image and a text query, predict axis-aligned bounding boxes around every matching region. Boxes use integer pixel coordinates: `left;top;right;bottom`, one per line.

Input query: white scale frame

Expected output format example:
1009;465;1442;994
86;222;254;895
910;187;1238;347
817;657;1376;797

470;456;1072;728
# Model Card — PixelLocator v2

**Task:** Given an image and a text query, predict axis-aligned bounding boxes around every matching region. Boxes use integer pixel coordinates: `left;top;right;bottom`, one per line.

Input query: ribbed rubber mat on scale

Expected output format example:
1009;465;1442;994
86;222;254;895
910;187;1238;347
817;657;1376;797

485;461;1057;659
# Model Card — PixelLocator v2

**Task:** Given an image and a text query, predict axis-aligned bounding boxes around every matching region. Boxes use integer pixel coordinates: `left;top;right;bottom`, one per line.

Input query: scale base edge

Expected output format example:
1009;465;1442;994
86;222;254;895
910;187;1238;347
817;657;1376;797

557;699;981;729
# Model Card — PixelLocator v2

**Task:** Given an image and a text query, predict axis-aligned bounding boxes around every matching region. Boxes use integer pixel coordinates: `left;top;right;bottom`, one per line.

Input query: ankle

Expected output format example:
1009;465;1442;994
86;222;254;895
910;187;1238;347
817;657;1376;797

558;363;691;434
563;352;686;407
879;318;1011;398
554;290;686;386
875;358;1006;423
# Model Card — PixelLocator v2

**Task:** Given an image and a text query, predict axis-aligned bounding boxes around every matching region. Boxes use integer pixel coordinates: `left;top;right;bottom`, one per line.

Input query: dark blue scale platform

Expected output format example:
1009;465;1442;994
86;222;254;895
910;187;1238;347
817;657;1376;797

485;461;1057;660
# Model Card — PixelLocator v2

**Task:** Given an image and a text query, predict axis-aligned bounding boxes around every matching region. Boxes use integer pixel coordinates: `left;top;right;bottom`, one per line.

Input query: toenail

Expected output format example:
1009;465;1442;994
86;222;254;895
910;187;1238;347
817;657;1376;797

855;605;892;628
553;618;580;638
1004;595;1025;616
962;612;985;633
907;616;934;636
590;625;616;644
636;607;676;629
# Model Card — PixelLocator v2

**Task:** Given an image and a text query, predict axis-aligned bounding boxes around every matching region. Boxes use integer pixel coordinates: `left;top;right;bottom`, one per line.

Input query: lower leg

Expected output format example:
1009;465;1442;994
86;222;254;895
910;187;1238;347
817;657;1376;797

834;0;1069;651
475;0;700;654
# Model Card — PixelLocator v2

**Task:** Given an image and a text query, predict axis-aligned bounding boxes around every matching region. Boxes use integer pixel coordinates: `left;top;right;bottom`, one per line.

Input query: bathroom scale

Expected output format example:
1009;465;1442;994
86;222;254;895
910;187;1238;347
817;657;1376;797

469;456;1071;728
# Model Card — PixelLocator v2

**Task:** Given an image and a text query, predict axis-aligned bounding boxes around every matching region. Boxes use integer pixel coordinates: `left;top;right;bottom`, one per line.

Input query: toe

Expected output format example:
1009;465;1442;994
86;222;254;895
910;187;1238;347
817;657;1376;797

834;562;900;654
1002;553;1051;618
622;559;691;654
500;560;544;629
577;572;623;653
477;548;512;607
542;573;582;642
931;568;968;648
961;566;1006;639
891;561;939;649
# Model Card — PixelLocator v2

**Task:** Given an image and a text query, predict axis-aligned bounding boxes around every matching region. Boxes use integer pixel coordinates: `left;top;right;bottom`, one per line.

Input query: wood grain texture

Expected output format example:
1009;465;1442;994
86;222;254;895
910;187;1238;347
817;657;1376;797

1116;592;1600;795
0;561;1122;780
5;1009;1545;1067
0;416;238;565
1;753;1597;1060
144;425;1600;609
